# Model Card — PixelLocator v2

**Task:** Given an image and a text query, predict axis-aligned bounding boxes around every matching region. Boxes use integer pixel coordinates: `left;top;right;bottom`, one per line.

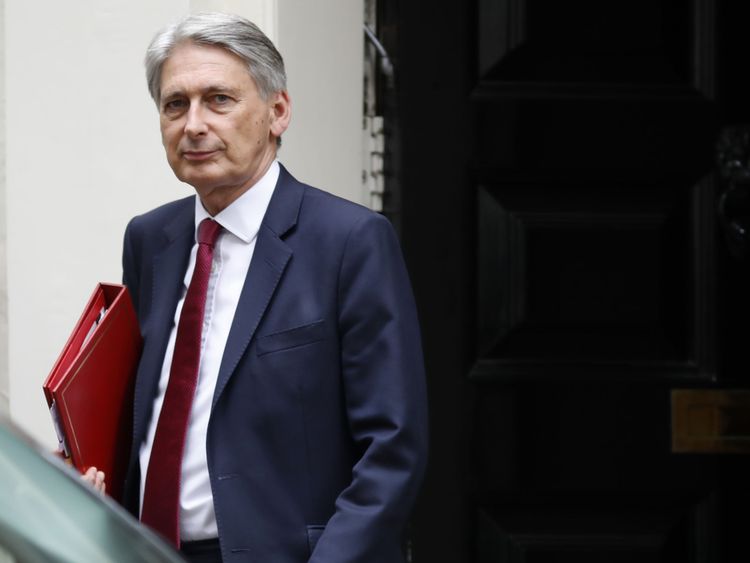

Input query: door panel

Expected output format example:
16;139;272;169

381;0;747;561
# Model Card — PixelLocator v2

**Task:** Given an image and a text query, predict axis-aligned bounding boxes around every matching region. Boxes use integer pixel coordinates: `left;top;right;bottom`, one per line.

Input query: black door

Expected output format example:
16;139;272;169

378;0;750;561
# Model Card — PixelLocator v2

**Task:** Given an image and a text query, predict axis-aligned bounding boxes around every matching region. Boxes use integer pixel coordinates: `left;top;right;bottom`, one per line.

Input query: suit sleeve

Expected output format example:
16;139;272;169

309;213;429;563
121;218;141;314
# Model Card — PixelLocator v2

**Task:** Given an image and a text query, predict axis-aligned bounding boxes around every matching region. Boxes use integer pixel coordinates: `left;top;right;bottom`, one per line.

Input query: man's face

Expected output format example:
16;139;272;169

158;41;290;214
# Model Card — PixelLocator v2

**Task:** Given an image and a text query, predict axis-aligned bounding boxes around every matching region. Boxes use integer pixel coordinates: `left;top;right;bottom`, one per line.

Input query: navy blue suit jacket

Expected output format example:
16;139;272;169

121;166;428;562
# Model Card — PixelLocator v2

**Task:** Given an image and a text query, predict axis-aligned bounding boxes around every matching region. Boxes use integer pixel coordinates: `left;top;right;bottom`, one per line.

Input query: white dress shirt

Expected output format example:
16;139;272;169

139;161;280;540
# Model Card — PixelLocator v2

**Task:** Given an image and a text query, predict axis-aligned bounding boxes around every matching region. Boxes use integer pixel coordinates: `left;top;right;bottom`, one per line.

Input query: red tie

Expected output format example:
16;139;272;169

141;218;222;547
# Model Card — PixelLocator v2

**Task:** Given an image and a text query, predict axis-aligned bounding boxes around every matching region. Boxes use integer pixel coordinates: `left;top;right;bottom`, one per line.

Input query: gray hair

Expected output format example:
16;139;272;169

145;12;286;104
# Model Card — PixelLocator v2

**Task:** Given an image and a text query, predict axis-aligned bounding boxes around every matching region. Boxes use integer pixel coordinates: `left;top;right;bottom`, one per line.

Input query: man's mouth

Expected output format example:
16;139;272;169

182;150;218;161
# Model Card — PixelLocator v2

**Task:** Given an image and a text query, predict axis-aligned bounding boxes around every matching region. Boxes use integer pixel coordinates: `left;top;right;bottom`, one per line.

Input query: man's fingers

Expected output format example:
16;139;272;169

81;467;106;494
95;470;106;492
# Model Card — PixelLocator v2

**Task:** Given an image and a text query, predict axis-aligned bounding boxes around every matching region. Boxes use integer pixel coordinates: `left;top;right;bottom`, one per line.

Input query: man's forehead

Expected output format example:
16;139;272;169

159;42;256;97
162;41;247;73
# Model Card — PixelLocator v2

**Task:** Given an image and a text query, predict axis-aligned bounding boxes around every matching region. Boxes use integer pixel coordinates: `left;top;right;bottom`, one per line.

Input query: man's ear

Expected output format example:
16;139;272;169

269;90;291;138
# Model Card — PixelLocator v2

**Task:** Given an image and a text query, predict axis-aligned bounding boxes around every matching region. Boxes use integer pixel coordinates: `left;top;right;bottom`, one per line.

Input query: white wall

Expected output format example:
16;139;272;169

277;0;364;204
0;0;8;417
1;0;363;445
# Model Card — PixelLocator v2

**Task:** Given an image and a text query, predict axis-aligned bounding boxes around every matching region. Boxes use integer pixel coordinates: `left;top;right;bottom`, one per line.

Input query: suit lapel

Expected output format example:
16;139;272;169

132;199;194;445
212;165;304;408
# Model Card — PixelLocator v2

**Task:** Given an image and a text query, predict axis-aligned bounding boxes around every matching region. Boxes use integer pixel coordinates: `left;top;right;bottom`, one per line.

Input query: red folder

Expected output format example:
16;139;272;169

43;283;142;502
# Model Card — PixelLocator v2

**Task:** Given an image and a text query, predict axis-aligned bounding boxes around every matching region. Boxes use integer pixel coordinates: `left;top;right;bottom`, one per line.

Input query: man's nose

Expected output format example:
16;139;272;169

184;104;208;137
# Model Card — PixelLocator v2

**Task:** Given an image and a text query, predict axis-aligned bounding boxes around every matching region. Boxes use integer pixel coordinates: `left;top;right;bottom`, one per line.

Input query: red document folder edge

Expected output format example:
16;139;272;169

43;283;142;502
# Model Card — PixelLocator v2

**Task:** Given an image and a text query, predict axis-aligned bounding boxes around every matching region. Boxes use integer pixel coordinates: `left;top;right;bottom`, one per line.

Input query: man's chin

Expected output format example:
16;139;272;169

175;168;219;189
180;175;236;198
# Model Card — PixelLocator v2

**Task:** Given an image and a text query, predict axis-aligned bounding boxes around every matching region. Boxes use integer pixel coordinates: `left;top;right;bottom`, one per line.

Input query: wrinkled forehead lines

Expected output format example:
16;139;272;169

158;41;257;101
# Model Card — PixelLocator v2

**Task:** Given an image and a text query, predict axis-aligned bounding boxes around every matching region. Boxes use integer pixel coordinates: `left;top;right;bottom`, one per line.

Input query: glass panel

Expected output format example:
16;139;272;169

0;418;185;563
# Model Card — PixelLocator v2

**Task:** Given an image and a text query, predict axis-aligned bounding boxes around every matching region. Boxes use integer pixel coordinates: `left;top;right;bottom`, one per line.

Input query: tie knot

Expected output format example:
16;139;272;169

197;219;222;247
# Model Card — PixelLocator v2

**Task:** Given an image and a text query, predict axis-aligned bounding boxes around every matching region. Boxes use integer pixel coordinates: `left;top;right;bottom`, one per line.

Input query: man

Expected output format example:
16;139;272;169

112;12;427;563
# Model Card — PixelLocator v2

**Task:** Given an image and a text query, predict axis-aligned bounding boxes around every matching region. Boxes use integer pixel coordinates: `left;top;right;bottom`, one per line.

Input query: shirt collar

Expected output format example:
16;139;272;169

194;160;280;244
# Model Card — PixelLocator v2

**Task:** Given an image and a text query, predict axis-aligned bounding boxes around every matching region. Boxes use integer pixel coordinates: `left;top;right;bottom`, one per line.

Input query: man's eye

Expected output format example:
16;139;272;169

211;94;231;105
163;99;187;112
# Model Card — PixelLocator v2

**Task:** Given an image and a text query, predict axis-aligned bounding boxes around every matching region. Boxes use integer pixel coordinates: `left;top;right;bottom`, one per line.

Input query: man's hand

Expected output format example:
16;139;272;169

82;466;106;495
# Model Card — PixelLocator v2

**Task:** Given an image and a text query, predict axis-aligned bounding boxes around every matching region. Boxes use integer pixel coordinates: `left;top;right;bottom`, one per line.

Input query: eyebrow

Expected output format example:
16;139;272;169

160;84;240;101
